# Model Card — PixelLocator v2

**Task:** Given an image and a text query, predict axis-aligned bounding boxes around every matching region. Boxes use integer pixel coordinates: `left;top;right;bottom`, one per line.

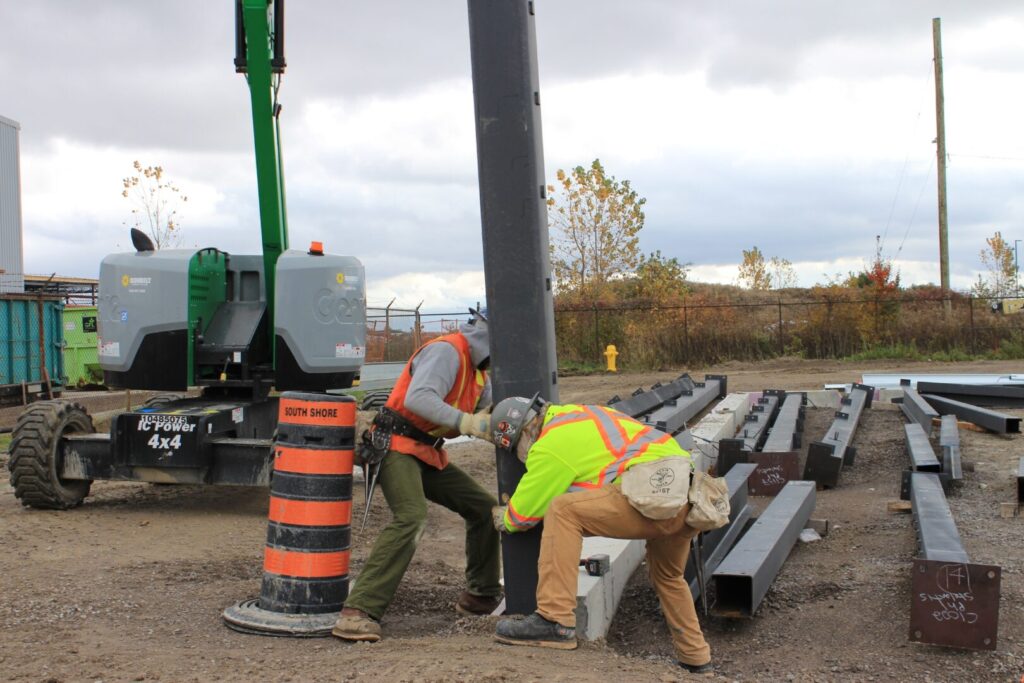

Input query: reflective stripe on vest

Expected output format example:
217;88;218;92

542;405;678;492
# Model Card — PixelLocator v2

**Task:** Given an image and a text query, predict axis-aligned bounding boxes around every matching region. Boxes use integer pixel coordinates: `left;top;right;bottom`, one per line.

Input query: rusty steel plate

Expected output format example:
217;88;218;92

748;451;800;496
909;559;1001;651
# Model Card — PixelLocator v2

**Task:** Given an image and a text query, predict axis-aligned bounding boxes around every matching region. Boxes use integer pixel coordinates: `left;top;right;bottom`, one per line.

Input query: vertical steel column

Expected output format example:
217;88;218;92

467;0;559;615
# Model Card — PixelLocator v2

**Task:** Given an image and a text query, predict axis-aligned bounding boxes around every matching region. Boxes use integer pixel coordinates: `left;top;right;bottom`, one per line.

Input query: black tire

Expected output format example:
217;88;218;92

8;400;94;509
142;393;185;409
360;390;390;411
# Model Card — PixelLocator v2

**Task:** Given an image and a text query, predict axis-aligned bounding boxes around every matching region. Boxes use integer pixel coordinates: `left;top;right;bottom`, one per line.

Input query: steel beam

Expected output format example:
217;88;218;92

803;383;872;487
915;381;1024;408
908;472;1000;651
938;414;962;482
686;463;755;601
1018;457;1024;505
718;394;780;475
905;423;941;472
901;388;939;435
468;0;558;615
711;480;816;617
761;392;806;453
643;375;726;435
922;394;1021;434
607;374;695;420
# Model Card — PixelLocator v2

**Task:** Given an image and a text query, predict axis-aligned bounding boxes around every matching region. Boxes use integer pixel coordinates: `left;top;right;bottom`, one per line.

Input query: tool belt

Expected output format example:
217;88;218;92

356;407;446;467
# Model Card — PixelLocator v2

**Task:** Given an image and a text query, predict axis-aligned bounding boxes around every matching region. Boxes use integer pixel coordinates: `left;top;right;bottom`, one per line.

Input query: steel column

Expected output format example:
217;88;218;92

607;374;696;420
908;472;1000;650
643;375;726;435
467;0;558;614
686;463;755;601
1017;457;1024;505
916;381;1024;408
922;394;1021;434
938;414;962;482
711;480;816;617
901;387;939;435
905;423;941;472
761;392;806;453
803;384;872;487
718;393;781;473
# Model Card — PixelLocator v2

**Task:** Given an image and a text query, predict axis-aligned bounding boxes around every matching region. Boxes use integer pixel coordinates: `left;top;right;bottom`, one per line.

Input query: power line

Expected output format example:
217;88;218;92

895;155;936;259
880;65;933;255
948;153;1024;163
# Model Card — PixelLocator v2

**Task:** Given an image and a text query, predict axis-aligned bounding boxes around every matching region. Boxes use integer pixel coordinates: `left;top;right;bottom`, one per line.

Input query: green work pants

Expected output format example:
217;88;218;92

344;450;501;620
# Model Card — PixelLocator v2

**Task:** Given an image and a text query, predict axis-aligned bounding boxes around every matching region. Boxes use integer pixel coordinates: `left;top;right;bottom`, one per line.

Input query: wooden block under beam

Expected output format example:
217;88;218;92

1000;503;1020;519
888;500;913;514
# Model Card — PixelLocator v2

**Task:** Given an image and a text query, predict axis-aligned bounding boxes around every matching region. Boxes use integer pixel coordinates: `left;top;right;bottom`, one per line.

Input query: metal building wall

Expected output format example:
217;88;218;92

0;115;25;294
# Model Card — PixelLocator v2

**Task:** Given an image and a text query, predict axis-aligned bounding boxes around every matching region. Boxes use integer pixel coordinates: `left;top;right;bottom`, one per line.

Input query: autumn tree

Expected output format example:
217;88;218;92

122;161;188;248
972;231;1016;297
548;159;645;300
737;247;769;290
768;256;798;290
617;250;690;302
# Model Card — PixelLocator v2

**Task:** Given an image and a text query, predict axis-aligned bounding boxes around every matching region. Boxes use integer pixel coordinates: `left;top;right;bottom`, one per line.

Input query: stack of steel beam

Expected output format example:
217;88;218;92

916;380;1024;408
922;394;1021;434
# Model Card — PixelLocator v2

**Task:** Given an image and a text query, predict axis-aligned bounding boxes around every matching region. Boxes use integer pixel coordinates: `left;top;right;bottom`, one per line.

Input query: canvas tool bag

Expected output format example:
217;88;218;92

621;456;692;520
685;469;731;531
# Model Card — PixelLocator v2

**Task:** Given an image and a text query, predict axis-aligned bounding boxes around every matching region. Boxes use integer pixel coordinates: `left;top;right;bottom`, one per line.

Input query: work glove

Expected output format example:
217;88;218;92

458;409;493;441
491;505;508;533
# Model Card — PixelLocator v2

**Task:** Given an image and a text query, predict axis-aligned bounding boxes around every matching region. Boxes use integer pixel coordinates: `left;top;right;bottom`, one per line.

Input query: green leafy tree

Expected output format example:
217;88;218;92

121;160;188;248
617;250;690;302
548;159;645;300
972;231;1016;297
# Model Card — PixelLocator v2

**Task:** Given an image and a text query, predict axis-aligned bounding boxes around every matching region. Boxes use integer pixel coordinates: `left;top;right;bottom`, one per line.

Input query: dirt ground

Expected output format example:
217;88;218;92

1;359;1023;682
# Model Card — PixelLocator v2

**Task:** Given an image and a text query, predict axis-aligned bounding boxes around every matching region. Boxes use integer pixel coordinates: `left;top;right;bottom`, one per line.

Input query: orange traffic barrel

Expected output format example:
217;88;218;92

223;392;355;636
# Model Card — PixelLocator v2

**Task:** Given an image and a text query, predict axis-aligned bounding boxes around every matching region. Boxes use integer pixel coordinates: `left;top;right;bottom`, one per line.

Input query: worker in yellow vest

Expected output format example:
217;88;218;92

333;309;499;643
490;395;713;675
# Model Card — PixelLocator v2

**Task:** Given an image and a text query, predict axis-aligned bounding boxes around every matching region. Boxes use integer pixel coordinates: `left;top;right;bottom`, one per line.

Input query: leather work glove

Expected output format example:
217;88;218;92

491;505;508;533
458;409;493;441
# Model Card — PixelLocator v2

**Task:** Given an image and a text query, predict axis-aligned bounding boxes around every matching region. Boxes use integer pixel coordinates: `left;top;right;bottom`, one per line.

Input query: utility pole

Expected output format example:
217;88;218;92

933;17;951;314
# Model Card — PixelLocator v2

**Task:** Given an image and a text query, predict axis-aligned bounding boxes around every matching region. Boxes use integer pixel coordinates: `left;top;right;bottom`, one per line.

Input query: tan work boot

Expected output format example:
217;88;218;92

332;607;381;642
456;591;502;616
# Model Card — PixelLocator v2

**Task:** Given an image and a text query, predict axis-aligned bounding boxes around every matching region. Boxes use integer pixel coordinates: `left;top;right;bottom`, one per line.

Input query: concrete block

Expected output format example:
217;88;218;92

689;392;754;473
574;537;646;641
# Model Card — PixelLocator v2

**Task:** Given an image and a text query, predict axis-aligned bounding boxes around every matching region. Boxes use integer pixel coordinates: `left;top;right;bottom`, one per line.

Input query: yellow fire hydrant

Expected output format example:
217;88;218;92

603;344;618;372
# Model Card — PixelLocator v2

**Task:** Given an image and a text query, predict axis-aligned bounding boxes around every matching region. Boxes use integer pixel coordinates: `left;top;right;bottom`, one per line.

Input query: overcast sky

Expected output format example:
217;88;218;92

2;1;1023;310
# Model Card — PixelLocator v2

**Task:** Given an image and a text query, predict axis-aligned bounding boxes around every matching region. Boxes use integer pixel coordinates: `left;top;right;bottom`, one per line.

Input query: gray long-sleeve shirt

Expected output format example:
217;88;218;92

403;320;491;429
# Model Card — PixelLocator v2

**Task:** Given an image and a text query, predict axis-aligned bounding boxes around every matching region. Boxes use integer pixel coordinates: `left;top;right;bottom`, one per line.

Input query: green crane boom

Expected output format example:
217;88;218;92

236;0;288;356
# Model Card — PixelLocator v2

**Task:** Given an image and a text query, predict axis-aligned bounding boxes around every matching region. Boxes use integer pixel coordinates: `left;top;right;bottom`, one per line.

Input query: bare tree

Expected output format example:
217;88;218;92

121;161;188;248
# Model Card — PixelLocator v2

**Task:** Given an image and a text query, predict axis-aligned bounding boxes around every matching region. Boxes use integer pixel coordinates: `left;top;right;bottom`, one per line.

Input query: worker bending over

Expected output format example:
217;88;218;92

333;309;499;643
489;395;713;675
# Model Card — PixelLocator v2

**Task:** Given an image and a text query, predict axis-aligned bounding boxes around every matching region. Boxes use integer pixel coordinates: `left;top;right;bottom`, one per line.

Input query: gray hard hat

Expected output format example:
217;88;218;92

490;393;545;451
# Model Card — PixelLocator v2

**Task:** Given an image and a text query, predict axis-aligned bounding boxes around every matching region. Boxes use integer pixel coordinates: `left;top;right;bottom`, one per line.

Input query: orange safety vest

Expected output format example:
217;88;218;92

384;332;487;469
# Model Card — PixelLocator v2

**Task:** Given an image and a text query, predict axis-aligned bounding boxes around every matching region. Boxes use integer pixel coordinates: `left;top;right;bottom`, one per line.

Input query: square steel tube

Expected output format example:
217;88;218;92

905;423;941;472
901;388;939;435
802;385;871;486
938;414;962;480
711;480;816;617
686;463;755;600
922;394;1022;434
910;472;969;563
762;392;805;453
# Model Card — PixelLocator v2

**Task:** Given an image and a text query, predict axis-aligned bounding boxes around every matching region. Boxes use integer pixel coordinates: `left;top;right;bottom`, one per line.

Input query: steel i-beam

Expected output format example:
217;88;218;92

916;381;1024;409
711;480;816;617
901;387;939;435
761;392;806;453
922;394;1021;434
908;472;1000;650
803;383;873;487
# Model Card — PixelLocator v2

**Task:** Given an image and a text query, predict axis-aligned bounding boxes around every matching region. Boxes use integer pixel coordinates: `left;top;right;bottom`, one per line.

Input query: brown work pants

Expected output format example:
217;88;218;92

535;485;711;667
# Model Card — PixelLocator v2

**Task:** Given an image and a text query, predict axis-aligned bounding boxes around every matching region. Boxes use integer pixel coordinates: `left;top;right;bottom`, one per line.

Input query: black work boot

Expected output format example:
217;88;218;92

679;660;714;675
494;612;577;650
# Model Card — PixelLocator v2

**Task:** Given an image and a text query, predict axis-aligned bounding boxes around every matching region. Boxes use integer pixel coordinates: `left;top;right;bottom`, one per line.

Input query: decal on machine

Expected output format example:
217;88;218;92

137;414;197;451
335;343;365;358
98;340;120;357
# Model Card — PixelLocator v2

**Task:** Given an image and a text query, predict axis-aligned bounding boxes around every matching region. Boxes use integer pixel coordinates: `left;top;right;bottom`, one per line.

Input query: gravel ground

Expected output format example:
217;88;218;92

0;359;1022;682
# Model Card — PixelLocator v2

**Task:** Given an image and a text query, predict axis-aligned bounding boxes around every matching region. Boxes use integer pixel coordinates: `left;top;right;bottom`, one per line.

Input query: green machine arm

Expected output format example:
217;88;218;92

235;0;288;353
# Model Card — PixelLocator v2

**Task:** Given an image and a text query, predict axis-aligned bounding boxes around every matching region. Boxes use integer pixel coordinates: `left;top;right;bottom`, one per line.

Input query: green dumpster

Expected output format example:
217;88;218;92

63;306;101;387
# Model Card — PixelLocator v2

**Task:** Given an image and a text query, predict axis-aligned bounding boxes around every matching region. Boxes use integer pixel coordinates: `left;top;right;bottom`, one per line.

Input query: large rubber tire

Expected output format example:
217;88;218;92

8;400;95;509
142;393;186;409
360;390;390;411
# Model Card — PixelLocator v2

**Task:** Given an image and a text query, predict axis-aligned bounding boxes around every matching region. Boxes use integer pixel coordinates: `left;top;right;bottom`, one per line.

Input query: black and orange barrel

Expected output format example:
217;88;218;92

223;392;355;636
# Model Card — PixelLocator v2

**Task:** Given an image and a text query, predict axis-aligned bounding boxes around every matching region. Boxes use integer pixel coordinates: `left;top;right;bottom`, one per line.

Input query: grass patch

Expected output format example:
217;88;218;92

0;433;11;454
846;343;975;363
558;360;606;376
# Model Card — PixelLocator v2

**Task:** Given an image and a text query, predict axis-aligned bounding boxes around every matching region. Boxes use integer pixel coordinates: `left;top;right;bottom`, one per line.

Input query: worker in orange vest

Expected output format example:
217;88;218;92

332;309;499;643
488;394;713;675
